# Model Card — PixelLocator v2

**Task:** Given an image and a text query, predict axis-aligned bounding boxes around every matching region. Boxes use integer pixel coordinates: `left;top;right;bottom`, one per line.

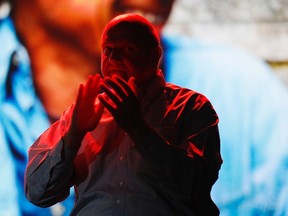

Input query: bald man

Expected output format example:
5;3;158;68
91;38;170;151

25;14;222;216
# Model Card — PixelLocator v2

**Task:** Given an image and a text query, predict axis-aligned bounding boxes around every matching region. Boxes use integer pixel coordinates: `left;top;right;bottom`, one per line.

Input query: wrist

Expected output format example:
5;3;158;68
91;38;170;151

63;129;86;151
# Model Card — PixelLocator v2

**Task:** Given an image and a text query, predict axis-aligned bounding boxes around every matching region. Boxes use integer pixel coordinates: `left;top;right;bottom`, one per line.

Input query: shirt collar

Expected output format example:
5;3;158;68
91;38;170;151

136;69;166;104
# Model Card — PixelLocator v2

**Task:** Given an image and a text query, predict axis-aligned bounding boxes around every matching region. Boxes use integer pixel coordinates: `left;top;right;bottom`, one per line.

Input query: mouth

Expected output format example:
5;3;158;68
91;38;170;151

108;70;129;81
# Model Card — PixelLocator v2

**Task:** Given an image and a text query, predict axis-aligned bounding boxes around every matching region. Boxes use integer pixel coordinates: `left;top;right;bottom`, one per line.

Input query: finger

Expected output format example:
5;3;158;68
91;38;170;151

94;98;104;113
94;99;104;123
84;75;94;88
113;75;135;97
92;74;102;89
128;77;138;96
98;93;116;116
91;74;103;96
82;74;102;104
75;83;84;107
100;82;122;106
86;78;96;99
73;84;84;117
104;76;127;99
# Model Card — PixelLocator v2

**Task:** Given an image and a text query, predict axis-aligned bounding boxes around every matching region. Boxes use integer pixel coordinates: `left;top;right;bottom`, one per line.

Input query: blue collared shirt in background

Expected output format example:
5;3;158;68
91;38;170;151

0;16;74;216
163;34;288;216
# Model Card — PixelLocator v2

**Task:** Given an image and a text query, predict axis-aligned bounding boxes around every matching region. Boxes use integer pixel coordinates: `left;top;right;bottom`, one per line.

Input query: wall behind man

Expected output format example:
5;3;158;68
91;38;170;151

164;0;288;86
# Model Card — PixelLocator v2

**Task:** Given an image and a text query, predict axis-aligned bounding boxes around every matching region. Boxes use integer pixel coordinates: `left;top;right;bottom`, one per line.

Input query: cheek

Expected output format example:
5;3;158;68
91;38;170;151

132;56;151;71
100;58;109;77
125;59;142;73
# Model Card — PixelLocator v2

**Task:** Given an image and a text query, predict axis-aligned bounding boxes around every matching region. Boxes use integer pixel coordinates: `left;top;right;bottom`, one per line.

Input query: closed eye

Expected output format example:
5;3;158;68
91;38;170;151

123;45;140;54
103;46;112;56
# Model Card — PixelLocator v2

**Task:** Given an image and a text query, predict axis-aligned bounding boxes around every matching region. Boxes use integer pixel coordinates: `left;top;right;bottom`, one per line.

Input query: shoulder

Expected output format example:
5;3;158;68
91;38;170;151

165;82;208;98
164;82;219;130
165;82;215;111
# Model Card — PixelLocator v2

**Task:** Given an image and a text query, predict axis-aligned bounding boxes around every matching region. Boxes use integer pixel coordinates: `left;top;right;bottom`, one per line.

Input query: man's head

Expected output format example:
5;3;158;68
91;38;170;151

101;14;162;85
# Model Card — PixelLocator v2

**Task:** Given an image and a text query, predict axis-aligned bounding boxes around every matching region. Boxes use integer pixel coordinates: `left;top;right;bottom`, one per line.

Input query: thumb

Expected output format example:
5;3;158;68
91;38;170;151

74;83;84;109
128;77;138;96
94;97;104;123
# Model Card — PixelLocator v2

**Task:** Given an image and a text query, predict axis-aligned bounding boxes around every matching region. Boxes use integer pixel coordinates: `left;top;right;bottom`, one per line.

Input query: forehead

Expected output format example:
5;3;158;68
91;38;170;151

102;26;142;46
102;21;152;46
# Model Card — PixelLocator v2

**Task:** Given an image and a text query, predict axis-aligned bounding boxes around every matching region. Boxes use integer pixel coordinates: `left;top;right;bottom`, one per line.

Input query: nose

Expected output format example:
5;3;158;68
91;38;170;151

109;49;121;63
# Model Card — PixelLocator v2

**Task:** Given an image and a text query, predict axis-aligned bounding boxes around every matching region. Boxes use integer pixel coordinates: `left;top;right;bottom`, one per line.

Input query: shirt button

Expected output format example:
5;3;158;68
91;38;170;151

116;199;121;204
119;156;124;161
119;181;124;186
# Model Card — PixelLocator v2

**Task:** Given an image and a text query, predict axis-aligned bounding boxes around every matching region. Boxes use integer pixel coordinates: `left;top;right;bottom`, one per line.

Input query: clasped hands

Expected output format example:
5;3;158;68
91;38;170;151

69;74;144;137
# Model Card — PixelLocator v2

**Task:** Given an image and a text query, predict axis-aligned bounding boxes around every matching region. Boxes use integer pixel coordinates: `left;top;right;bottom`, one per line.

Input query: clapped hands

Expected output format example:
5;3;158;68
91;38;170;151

98;74;145;134
68;73;145;139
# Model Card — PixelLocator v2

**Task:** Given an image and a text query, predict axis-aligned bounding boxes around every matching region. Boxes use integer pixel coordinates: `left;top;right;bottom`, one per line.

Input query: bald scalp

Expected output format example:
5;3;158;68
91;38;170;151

102;14;160;52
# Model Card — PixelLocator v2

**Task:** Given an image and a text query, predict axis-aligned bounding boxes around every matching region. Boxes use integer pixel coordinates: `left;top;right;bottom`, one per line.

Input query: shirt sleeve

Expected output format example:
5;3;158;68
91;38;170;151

25;106;75;207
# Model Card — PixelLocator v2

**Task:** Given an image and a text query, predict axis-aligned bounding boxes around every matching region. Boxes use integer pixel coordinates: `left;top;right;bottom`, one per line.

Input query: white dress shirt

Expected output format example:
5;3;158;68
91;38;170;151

25;71;222;215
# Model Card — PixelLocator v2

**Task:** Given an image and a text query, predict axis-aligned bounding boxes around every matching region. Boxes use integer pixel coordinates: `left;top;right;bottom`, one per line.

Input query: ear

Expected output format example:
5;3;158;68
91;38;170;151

150;46;163;68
